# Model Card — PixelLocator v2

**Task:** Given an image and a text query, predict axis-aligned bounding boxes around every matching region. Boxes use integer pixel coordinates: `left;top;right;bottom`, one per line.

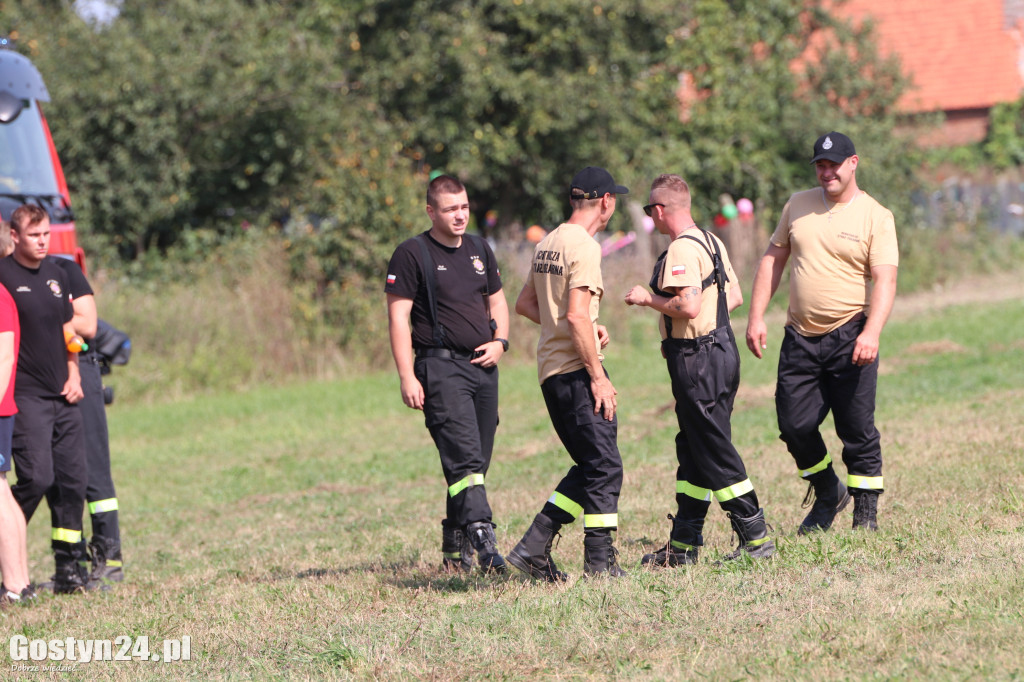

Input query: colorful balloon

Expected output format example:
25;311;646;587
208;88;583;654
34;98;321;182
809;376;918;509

722;203;739;220
737;198;754;215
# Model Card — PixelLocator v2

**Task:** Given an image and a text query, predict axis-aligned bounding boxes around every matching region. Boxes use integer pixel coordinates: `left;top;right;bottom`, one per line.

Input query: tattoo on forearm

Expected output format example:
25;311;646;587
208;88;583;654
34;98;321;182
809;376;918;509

667;287;700;314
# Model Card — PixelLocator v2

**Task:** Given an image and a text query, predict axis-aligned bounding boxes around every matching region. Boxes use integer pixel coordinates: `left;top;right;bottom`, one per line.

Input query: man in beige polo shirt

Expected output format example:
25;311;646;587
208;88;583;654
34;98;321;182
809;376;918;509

626;174;774;566
746;131;898;532
508;166;627;581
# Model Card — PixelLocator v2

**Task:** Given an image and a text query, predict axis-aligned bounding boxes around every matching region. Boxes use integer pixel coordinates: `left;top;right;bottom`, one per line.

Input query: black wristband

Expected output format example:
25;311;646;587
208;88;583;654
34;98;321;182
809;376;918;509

495;338;509;352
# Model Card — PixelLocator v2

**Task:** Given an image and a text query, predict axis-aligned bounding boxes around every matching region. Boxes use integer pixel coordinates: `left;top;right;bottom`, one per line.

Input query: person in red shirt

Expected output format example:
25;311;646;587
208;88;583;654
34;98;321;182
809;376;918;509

0;222;32;605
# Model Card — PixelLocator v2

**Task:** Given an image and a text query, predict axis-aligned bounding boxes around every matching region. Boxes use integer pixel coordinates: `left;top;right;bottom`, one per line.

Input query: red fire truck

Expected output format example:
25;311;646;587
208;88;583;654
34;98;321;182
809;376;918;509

0;40;84;270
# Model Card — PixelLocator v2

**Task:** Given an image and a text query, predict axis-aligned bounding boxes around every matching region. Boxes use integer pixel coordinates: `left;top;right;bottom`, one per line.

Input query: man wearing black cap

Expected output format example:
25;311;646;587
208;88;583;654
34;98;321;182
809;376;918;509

746;132;899;533
508;166;628;580
385;174;509;575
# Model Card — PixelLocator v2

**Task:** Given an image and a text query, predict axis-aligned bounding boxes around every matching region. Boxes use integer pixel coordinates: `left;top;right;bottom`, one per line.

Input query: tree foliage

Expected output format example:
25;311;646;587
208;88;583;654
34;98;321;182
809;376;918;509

2;0;919;340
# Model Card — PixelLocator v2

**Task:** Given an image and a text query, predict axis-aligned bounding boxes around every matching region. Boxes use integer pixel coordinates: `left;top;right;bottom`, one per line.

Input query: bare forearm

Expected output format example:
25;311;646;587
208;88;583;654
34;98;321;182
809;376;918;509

489;291;510;339
646;288;701;320
388;320;416;381
864;266;898;338
515;283;541;324
568;316;603;378
748;254;783;322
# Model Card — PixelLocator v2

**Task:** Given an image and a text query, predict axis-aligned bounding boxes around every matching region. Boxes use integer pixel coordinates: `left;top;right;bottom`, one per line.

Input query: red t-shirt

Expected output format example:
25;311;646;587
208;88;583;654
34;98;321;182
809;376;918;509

0;285;19;416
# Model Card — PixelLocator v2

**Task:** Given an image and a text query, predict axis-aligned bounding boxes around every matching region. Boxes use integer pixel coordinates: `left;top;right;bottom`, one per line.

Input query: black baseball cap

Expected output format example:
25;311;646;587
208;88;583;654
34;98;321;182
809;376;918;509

811;132;856;164
570;166;629;199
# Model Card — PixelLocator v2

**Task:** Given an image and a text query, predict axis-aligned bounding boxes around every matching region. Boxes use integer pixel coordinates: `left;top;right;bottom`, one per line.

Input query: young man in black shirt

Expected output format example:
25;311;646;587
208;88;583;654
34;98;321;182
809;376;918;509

0;204;91;593
50;256;124;586
385;175;509;574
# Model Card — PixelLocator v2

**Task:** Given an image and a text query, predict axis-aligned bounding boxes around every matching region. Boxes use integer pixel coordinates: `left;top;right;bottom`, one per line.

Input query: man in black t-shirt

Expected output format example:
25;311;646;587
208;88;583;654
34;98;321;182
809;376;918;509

0;204;91;593
385;175;509;574
51;256;125;586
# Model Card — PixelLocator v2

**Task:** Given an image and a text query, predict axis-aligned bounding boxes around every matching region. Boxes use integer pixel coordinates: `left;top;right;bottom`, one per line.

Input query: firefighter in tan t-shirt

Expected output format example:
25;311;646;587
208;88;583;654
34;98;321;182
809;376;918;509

625;174;775;566
507;167;628;581
746;132;898;533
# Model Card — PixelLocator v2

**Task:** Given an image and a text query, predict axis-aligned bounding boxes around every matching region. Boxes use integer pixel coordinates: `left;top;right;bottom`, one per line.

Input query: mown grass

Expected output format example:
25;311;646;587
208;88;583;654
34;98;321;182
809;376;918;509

2;269;1022;680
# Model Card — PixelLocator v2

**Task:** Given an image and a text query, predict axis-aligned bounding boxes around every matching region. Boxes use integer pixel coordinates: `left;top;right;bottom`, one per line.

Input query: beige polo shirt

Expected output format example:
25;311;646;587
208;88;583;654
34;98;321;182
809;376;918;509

529;223;604;383
657;230;737;339
771;188;899;336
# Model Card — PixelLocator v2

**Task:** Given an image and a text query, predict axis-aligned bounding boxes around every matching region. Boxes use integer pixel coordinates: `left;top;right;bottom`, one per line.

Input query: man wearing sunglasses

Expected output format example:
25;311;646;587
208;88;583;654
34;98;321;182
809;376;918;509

626;174;774;566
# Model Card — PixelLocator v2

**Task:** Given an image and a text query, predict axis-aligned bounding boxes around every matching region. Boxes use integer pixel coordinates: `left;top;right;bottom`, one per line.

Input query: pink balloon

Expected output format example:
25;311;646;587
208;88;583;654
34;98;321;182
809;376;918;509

737;198;754;215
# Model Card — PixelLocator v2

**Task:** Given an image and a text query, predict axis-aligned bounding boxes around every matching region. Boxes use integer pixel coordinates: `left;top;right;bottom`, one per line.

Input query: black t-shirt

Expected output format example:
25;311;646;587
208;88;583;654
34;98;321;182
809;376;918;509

384;232;502;352
0;255;74;397
50;257;96;354
49;256;94;301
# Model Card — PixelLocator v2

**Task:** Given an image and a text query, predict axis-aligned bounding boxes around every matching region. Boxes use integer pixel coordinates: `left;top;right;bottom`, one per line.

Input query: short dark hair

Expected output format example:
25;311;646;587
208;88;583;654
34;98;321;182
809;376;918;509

427;175;466;207
10;204;47;233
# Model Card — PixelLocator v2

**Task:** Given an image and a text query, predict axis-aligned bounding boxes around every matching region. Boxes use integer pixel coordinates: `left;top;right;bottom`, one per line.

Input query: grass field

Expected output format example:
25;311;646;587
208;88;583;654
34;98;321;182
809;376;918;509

3;272;1024;681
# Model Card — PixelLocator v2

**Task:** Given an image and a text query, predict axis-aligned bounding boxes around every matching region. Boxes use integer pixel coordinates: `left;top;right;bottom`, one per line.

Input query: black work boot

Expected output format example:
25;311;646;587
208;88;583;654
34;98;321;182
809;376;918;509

721;509;776;562
465;522;507;574
851;491;880;531
642;514;702;568
507;513;568;582
52;558;90;594
583;533;627;578
89;536;124;584
441;523;474;573
798;469;851;535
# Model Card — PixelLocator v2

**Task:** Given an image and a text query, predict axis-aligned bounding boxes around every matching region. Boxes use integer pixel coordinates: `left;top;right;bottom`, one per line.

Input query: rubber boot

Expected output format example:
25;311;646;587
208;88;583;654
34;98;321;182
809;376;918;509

441;522;473;573
465;521;507;574
51;549;92;594
721;509;776;561
642;514;702;568
798;468;851;535
89;536;124;584
851;490;879;531
583;533;627;578
507;513;567;582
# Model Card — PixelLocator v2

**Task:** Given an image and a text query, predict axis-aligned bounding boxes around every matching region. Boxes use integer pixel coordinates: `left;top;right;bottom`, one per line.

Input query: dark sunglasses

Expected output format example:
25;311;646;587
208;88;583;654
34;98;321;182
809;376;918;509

643;203;664;217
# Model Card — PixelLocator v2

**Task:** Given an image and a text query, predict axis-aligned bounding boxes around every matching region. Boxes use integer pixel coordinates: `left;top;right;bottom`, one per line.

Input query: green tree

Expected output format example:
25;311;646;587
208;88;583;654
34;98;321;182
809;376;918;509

347;0;916;231
347;0;682;231
8;0;418;261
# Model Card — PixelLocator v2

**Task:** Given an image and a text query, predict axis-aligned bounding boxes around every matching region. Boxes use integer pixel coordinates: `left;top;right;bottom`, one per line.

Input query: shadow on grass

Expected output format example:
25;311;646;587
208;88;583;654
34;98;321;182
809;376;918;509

292;560;526;593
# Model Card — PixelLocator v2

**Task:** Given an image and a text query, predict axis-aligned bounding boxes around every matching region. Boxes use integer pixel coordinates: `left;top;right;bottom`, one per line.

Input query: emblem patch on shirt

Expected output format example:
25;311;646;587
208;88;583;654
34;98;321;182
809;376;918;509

386;274;397;285
47;279;63;298
471;256;485;275
671;265;686;276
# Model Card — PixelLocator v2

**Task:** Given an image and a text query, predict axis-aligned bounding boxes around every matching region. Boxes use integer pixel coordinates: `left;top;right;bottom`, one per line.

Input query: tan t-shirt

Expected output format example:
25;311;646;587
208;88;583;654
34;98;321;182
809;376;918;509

529;223;604;383
771;188;899;336
658;230;738;339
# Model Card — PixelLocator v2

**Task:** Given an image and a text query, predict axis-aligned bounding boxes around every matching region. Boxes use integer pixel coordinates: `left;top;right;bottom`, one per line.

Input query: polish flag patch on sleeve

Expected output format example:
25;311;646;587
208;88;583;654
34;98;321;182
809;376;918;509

671;265;686;276
387;274;397;284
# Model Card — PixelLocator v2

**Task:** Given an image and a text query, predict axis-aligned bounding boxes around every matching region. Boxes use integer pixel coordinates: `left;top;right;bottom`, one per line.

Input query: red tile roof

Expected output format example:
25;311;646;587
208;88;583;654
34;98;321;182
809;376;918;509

832;0;1024;112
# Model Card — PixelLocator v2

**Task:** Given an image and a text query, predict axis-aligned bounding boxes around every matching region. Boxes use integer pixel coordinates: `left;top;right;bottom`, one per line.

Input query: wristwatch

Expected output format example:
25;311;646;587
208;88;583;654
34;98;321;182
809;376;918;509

495;338;509;352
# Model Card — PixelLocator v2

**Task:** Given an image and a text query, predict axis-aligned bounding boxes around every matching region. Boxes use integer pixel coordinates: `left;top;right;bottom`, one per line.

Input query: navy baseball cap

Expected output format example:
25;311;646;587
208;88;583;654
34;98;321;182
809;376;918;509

570;166;629;199
811;132;856;164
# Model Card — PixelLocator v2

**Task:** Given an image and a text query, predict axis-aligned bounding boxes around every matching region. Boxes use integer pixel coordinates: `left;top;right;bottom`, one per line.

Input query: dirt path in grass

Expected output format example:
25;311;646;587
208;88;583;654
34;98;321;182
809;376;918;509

888;269;1024;319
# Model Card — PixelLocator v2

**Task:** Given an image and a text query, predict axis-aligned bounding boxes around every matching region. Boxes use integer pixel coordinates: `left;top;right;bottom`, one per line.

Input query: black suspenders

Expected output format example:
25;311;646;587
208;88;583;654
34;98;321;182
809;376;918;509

415;233;493;348
650;229;730;337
